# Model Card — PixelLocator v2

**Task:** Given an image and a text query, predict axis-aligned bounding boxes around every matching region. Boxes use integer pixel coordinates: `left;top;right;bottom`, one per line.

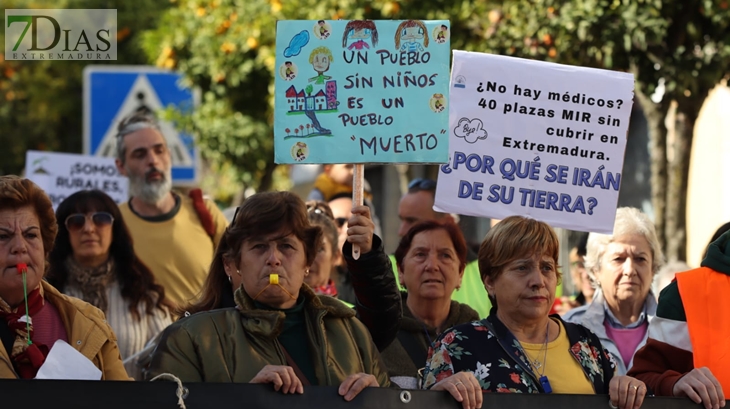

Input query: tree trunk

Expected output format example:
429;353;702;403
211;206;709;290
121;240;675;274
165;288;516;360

634;89;670;251
256;159;279;192
664;98;702;261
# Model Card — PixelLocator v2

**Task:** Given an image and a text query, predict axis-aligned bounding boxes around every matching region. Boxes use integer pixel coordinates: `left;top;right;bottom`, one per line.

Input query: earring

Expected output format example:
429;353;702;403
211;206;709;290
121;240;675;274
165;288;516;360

236;269;241;276
227;275;232;283
305;269;310;276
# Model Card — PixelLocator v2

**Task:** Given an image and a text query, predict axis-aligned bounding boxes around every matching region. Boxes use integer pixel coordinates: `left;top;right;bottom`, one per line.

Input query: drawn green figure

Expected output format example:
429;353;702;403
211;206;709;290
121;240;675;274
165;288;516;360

308;46;333;84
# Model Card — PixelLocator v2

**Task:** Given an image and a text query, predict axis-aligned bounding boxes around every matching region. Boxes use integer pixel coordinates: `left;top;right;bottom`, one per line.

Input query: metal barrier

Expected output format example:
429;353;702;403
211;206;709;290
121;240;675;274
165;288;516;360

0;379;702;409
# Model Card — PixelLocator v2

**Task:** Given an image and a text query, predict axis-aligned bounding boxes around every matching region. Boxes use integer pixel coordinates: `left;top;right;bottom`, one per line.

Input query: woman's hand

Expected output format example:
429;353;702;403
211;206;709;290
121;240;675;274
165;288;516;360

338;373;379;401
346;205;375;254
431;371;483;409
250;365;303;394
609;375;647;409
672;367;726;409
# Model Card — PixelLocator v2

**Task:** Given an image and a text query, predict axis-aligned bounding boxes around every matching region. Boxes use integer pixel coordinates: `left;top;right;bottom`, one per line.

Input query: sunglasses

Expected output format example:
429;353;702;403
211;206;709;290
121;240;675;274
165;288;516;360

334;217;348;228
408;178;437;191
65;212;114;231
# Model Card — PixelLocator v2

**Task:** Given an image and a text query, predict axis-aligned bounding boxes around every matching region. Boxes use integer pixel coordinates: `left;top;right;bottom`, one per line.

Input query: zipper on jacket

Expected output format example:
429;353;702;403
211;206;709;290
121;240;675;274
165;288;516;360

314;309;330;385
273;339;287;366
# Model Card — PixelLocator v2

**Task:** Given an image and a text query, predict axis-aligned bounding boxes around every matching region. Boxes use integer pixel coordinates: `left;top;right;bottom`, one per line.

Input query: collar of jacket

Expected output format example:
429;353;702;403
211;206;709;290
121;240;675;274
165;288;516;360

399;292;478;334
483;309;612;394
233;284;355;339
579;288;657;338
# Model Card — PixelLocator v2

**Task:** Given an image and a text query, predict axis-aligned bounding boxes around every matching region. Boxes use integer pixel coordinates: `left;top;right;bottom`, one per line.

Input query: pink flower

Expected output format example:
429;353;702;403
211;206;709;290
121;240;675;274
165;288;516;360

497;387;511;393
442;331;456;345
510;373;521;384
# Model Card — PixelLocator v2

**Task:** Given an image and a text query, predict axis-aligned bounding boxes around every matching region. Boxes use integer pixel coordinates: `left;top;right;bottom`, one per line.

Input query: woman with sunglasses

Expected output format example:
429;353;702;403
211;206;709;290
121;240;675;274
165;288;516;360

47;190;173;379
0;177;129;379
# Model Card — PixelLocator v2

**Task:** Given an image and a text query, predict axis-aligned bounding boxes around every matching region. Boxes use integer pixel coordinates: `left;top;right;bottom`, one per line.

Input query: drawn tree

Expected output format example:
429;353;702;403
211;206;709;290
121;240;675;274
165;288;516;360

285;127;291;136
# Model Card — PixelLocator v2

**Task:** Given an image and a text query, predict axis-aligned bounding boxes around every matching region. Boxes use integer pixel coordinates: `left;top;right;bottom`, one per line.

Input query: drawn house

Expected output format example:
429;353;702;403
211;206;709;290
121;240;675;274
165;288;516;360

285;86;298;110
313;90;326;110
286;86;330;112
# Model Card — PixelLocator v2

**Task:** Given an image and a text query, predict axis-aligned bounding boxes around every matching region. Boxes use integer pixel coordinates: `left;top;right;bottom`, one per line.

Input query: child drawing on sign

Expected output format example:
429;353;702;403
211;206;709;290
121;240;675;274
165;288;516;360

317;20;330;39
308;47;333;84
342;20;379;50
300;47;334;136
435;24;448;43
394;20;429;53
284;61;295;80
432;93;445;112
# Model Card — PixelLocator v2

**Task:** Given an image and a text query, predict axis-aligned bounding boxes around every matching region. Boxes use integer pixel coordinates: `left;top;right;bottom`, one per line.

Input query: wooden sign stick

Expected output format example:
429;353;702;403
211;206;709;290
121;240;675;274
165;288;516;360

352;164;364;260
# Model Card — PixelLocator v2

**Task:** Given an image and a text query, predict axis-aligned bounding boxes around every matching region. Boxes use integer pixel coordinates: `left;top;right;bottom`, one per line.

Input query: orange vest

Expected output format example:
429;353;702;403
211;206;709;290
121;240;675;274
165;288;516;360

676;267;730;391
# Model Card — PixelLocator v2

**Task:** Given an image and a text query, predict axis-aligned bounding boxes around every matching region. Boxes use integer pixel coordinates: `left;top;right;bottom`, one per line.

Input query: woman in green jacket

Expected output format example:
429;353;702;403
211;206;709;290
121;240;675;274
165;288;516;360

147;191;388;400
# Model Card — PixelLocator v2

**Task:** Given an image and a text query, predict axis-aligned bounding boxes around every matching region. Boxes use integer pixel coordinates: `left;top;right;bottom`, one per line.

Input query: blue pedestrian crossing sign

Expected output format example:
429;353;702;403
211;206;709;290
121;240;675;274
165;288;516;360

83;66;199;184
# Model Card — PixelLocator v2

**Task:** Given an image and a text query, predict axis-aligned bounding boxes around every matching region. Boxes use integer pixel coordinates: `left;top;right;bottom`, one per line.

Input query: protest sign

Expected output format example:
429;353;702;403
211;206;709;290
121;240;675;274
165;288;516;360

435;51;634;233
25;150;128;208
274;20;451;164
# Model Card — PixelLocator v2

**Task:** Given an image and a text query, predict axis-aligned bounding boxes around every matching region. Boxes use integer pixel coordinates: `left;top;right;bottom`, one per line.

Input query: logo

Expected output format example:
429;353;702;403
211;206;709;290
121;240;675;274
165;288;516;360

291;142;309;162
5;9;117;61
453;75;466;88
454;117;488;144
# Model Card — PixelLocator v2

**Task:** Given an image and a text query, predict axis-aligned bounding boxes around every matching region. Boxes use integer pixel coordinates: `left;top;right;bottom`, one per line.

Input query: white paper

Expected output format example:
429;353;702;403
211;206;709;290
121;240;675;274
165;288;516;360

435;50;635;234
35;339;102;380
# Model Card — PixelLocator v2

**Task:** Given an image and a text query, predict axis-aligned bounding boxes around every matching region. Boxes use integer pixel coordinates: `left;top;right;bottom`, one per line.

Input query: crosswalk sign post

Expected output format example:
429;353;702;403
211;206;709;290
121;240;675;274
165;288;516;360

83;66;199;185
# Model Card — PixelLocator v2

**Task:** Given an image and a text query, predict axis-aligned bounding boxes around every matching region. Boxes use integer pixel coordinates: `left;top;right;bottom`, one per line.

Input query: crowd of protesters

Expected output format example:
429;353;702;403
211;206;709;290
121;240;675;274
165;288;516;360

0;109;727;409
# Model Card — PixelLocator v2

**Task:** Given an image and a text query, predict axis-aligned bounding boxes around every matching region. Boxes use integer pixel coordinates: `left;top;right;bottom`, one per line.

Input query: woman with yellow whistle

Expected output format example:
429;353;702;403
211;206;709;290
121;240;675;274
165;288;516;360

147;191;390;399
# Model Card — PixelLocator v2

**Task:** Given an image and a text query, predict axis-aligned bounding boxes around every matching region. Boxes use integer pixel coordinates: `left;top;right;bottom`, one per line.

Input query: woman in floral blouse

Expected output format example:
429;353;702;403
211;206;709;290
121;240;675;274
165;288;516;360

422;216;647;409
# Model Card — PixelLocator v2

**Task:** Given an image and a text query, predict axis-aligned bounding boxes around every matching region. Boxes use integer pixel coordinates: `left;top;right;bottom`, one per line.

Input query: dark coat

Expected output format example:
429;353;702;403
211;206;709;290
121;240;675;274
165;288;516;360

381;292;479;379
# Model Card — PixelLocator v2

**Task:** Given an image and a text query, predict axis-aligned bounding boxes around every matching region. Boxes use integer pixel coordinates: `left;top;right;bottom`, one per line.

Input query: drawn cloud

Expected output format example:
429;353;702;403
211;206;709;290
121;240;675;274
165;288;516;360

453;117;488;144
284;30;310;57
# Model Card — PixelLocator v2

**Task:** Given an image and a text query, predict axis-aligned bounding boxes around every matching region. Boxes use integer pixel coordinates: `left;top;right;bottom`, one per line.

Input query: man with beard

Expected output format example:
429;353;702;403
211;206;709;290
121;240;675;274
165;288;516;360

114;110;228;307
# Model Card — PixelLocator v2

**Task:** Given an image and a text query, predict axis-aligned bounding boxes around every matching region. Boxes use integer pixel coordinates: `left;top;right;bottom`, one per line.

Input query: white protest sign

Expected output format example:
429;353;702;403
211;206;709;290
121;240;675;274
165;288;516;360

25;151;129;209
435;51;634;233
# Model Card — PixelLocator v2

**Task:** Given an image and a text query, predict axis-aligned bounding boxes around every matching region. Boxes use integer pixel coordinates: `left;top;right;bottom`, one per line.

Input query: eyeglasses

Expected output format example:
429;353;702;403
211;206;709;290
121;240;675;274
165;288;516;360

408;178;437;191
65;212;114;232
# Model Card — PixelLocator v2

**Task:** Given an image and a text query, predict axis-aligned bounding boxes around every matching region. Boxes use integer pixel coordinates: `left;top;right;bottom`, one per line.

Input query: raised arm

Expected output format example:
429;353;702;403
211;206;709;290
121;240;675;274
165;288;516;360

343;205;402;351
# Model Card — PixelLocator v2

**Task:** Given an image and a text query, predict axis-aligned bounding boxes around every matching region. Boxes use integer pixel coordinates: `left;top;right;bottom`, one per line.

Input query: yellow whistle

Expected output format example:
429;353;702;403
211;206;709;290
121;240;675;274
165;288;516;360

269;274;279;285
